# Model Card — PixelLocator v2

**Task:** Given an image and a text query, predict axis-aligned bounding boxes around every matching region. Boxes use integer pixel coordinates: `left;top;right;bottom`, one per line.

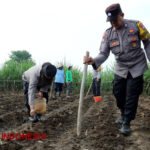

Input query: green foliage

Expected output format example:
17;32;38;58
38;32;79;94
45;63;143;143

143;64;150;82
101;66;114;92
55;60;92;93
0;60;35;80
9;50;33;62
0;57;150;94
143;64;150;94
101;66;114;82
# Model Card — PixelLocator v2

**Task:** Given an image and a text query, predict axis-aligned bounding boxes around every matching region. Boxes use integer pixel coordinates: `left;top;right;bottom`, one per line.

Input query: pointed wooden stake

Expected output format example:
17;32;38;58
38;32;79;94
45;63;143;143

77;51;89;136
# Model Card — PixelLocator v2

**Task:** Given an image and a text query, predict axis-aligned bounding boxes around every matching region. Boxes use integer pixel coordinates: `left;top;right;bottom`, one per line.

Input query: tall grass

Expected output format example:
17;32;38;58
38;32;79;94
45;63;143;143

143;64;150;82
143;64;150;94
0;60;35;80
0;59;150;94
55;61;93;93
101;66;114;92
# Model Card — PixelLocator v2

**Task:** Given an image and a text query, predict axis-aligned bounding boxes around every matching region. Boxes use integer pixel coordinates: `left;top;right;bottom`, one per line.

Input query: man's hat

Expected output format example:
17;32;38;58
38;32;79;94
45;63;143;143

42;63;57;78
58;64;63;68
105;3;122;22
68;65;72;69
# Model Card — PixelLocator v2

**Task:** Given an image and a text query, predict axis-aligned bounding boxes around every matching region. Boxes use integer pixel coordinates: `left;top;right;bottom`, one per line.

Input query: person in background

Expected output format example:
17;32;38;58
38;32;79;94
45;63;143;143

92;66;102;98
66;65;72;98
83;3;150;135
22;62;56;122
53;64;65;100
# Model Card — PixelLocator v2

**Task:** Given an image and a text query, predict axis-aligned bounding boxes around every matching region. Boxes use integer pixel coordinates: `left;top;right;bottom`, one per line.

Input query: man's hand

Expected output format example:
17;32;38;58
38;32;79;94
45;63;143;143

30;105;36;118
83;56;94;65
30;109;36;117
38;91;43;99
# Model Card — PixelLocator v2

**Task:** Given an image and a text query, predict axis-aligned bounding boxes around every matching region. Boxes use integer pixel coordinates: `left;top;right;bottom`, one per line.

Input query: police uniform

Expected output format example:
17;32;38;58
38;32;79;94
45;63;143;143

93;3;150;133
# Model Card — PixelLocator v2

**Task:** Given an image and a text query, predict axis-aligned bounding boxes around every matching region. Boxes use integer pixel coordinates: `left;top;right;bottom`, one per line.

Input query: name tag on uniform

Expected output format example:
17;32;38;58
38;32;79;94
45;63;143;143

129;29;135;33
130;37;137;42
110;41;120;48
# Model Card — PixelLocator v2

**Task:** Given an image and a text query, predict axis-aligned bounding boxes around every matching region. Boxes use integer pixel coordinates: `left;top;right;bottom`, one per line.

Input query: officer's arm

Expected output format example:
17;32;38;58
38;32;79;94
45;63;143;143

137;21;150;61
93;31;110;69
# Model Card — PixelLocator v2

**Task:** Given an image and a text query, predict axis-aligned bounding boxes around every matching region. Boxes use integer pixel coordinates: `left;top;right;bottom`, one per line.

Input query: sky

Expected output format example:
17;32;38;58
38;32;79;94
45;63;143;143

0;0;150;70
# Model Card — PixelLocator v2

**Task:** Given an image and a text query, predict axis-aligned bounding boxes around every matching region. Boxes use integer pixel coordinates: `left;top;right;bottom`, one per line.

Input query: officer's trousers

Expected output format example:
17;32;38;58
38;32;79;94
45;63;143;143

23;81;49;117
113;72;143;122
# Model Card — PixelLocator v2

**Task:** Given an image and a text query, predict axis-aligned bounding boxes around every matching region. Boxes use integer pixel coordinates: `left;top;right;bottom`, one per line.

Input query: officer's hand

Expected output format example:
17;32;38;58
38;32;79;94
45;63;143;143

38;91;43;99
97;78;100;82
83;56;94;65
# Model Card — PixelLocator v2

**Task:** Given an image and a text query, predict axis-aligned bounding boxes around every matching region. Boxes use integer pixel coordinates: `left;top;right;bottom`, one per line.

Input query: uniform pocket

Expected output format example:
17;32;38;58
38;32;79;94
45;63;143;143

109;40;120;54
129;75;144;95
128;33;140;50
113;75;126;97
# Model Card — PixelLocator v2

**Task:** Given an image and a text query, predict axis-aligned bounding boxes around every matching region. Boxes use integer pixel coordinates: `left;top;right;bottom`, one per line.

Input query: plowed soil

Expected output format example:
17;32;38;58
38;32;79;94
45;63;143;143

0;92;150;150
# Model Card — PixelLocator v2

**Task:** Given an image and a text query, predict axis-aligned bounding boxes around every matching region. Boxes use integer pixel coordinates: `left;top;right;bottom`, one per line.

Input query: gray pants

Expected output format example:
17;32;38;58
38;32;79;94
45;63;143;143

66;82;72;96
92;78;101;96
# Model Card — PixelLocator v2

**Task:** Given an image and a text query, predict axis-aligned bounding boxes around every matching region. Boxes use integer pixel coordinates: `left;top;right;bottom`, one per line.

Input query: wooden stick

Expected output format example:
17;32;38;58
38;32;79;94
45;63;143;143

85;82;92;98
77;51;89;136
50;81;54;99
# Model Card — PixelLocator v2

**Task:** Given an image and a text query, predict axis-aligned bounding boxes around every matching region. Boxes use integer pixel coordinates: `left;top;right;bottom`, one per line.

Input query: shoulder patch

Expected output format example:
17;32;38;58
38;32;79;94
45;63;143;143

102;33;106;42
137;21;150;41
139;23;145;30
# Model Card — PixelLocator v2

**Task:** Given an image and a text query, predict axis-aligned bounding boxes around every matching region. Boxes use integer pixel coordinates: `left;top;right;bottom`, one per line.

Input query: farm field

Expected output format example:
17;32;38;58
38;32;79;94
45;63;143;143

0;92;150;150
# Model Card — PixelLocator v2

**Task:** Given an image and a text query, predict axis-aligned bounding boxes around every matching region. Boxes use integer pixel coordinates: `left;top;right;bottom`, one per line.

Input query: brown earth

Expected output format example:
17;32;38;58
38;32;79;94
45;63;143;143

0;92;150;150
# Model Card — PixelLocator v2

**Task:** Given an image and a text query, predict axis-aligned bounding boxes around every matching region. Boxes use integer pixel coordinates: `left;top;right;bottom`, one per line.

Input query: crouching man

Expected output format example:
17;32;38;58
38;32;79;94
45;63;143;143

22;62;56;122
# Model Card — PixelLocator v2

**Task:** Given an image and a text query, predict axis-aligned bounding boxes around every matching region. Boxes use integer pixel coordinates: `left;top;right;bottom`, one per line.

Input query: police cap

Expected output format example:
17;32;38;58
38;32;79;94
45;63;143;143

105;3;122;22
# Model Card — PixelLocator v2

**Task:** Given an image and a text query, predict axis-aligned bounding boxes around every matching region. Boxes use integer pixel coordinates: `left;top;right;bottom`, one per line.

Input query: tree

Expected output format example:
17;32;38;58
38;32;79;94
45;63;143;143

9;50;33;62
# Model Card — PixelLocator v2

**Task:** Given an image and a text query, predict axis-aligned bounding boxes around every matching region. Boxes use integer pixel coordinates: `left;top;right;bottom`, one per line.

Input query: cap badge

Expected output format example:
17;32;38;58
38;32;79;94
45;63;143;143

108;13;111;16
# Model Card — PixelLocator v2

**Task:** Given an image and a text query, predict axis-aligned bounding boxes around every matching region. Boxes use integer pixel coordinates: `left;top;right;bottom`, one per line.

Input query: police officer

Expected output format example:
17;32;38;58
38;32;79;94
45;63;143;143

83;3;150;135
